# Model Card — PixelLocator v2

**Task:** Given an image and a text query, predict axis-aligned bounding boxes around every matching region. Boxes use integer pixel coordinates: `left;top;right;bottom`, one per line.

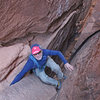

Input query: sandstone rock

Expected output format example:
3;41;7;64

57;0;100;99
74;0;100;51
0;0;74;44
0;0;92;45
57;30;100;100
0;0;97;100
0;75;56;100
0;60;27;92
68;32;100;100
0;43;23;81
0;43;30;90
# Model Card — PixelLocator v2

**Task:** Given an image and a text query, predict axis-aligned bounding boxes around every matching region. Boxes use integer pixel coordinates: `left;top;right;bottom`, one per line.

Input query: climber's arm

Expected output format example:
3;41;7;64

10;58;34;86
45;49;67;64
45;49;74;71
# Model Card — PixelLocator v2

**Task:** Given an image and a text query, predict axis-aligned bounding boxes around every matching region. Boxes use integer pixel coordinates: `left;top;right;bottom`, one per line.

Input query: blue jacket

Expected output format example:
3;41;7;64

10;46;67;85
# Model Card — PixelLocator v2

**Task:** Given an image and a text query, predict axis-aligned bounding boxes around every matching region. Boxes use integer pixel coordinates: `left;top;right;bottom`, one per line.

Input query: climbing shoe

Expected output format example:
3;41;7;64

56;80;62;91
63;75;67;80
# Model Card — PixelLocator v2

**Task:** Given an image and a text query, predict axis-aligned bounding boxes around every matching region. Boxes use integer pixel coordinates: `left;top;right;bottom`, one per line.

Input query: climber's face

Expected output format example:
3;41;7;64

33;50;43;60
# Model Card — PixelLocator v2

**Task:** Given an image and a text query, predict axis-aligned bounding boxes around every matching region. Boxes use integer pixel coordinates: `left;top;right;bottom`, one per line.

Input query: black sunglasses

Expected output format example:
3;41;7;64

33;51;42;56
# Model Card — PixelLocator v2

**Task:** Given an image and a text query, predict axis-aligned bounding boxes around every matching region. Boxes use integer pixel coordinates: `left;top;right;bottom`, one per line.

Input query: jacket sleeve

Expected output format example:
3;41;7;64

45;49;68;64
10;58;34;86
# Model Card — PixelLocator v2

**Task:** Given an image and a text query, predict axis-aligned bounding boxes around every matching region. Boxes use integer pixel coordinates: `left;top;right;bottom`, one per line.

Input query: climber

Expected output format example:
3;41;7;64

10;44;74;90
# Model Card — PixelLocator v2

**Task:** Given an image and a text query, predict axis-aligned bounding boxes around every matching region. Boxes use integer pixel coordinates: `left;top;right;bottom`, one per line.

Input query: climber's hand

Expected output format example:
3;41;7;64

64;63;74;71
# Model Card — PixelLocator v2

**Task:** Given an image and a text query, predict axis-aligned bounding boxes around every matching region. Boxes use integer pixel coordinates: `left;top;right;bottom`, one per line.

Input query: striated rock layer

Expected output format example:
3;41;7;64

0;75;56;100
0;0;96;100
57;0;100;100
0;0;92;45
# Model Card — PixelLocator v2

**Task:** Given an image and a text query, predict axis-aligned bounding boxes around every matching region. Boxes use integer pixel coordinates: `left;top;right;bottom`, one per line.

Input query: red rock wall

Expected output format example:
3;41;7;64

0;0;92;45
0;0;98;100
57;0;100;100
0;0;74;43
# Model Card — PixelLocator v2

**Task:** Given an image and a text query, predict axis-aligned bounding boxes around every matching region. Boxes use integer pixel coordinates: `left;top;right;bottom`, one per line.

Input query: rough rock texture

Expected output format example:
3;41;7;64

0;43;30;91
0;75;56;100
57;0;100;100
0;0;74;43
58;32;100;100
73;0;100;51
0;0;92;45
0;0;97;100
